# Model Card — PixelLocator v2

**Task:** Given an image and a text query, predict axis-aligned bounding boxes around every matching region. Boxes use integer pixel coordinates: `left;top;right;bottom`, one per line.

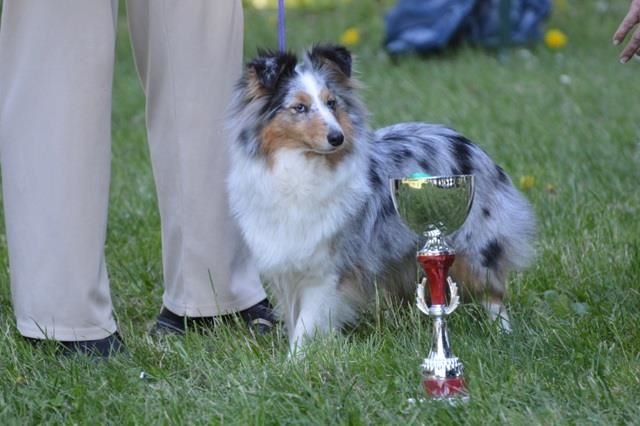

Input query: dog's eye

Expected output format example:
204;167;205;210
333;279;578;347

327;99;337;111
292;103;308;114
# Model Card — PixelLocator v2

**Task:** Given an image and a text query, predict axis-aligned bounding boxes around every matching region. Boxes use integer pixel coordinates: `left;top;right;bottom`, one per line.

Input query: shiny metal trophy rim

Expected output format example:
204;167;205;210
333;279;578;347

389;174;475;402
390;175;474;252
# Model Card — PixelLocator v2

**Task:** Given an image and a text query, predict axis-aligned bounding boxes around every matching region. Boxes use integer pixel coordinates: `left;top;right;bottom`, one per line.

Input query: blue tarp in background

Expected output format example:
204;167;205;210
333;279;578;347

384;0;552;55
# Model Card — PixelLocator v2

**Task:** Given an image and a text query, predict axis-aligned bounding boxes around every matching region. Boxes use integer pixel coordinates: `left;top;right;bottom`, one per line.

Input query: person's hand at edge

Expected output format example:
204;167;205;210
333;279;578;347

614;0;640;63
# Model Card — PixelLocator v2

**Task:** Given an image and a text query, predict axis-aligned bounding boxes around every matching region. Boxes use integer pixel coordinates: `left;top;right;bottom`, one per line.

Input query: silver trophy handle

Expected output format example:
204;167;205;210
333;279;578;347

416;277;460;316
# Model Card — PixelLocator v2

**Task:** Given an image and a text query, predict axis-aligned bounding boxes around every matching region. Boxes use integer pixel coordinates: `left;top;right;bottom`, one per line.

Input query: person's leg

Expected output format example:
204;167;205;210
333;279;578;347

0;0;119;342
125;0;266;318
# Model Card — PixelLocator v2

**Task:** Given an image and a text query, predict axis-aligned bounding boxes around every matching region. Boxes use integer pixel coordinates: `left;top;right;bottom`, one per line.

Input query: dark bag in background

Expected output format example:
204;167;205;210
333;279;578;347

467;0;552;47
384;0;552;55
384;0;477;54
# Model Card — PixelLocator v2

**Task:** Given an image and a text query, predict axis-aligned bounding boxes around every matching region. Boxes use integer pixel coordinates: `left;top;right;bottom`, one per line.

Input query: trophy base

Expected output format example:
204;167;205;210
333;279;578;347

423;376;468;401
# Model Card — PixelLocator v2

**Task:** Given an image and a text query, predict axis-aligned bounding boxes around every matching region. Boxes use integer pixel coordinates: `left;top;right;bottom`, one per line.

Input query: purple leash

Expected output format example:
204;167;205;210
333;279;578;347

278;0;286;52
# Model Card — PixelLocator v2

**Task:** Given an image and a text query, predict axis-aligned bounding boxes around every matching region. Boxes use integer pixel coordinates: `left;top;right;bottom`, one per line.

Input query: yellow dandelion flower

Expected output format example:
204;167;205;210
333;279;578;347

519;175;536;190
249;0;271;9
340;27;360;46
544;29;567;50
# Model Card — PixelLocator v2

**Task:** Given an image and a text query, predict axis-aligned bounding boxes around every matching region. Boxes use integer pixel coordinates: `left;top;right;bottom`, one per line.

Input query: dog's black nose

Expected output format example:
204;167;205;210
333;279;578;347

327;131;344;147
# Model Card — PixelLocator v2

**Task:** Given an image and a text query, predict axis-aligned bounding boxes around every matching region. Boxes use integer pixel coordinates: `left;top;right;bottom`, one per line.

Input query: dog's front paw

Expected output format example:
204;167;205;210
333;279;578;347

286;339;309;361
483;300;512;333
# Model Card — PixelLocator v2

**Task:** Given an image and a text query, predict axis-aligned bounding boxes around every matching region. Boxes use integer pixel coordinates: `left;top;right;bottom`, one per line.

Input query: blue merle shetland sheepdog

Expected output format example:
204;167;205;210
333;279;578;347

227;44;536;355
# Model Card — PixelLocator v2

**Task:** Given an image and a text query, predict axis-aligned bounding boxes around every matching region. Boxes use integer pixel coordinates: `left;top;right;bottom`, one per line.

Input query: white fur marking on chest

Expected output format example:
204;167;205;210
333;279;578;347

229;148;369;275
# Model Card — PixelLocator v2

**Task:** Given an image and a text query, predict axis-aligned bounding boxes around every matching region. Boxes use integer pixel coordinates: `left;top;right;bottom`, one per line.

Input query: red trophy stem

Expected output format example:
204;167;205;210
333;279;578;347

417;253;455;305
424;377;467;398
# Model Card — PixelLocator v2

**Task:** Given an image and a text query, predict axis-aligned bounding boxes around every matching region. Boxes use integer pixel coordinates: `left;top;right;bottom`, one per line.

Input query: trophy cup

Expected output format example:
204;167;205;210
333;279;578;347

390;174;475;401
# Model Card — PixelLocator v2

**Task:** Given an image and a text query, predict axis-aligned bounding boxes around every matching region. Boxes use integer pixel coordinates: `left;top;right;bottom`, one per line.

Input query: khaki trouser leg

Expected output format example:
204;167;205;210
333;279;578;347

0;1;119;340
126;0;265;316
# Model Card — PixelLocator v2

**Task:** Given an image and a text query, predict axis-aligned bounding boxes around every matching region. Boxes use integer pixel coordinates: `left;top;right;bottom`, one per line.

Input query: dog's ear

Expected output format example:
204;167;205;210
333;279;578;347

308;44;352;78
246;49;297;93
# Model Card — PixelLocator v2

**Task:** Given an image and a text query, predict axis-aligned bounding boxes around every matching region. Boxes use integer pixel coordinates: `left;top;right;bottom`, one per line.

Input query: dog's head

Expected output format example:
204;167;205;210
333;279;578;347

233;44;365;164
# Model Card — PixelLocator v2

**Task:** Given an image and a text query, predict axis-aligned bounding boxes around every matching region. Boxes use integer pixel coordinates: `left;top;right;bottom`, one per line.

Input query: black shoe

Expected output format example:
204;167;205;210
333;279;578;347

151;307;215;336
27;332;125;358
60;332;125;357
236;299;276;335
151;299;276;336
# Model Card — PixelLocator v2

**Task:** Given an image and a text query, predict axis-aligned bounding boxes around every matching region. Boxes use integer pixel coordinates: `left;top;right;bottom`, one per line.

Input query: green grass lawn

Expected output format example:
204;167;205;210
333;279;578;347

1;1;639;424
